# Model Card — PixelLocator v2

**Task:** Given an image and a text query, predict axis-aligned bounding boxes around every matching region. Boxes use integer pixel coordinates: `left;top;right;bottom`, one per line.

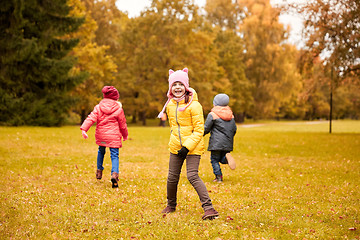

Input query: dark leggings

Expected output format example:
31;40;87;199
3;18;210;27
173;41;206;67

166;153;213;211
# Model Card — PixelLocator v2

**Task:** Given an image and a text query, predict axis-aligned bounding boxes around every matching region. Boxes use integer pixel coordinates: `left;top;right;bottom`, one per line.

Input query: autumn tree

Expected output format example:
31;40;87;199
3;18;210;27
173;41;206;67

205;0;252;122
293;0;360;77
289;0;360;128
117;0;219;125
81;0;127;53
296;51;330;119
0;0;85;126
67;0;120;123
205;0;241;30
239;0;301;119
332;78;360;119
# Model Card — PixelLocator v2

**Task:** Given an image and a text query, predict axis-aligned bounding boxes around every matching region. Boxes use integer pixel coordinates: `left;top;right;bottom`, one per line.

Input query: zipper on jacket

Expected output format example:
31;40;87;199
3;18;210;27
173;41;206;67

175;102;182;146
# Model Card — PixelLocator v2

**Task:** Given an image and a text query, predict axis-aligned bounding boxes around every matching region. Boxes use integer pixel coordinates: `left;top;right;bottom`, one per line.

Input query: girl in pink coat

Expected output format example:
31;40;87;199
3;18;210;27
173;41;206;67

80;86;128;188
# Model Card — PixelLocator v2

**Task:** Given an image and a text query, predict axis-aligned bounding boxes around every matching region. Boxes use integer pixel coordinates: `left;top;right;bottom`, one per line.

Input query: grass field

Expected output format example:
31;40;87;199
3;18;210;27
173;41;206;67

0;120;359;239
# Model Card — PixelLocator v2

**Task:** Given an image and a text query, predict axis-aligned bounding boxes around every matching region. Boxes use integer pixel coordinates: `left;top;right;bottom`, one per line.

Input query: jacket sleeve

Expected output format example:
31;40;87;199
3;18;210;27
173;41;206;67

182;102;204;152
204;113;214;136
118;109;128;140
166;107;172;128
80;105;99;132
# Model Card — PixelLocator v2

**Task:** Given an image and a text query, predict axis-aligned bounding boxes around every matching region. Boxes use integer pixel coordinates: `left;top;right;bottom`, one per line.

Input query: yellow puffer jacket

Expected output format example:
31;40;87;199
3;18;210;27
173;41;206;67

166;89;205;155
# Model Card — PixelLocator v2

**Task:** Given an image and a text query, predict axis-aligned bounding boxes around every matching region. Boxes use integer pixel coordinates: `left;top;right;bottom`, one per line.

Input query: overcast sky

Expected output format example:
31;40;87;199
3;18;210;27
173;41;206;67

116;0;304;48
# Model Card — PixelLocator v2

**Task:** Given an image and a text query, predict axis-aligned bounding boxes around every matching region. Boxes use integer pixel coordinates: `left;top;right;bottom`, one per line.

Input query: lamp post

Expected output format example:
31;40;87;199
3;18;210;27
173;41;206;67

329;66;333;134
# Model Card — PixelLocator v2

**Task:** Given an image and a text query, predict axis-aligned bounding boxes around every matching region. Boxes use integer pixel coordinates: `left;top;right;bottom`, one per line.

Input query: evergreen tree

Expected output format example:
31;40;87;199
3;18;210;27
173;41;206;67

0;0;85;126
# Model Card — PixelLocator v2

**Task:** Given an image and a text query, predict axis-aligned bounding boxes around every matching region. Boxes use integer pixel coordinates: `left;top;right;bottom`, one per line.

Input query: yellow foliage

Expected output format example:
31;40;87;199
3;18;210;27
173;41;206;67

66;0;119;119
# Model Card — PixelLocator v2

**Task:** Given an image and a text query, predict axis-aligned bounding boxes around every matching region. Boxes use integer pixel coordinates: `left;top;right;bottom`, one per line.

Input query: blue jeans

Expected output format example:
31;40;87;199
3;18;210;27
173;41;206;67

97;146;119;174
210;150;229;176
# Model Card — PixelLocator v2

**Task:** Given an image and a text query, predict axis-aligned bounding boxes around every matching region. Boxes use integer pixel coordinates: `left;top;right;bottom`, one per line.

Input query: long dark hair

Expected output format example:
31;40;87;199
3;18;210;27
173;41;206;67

184;91;191;103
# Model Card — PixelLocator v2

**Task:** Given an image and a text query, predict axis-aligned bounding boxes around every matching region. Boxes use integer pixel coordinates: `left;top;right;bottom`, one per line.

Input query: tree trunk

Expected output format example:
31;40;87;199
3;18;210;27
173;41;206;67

80;109;86;125
234;112;245;123
139;111;146;126
132;112;137;123
329;67;333;133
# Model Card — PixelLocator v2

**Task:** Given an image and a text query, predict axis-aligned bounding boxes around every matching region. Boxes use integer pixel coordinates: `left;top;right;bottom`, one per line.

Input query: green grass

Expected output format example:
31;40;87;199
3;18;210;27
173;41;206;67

0;120;359;239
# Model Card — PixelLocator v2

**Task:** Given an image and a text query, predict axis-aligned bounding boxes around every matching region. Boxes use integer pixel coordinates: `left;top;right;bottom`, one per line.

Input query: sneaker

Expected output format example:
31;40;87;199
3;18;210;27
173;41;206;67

96;169;103;180
202;208;219;220
213;175;223;183
161;206;176;214
111;172;119;188
226;153;236;170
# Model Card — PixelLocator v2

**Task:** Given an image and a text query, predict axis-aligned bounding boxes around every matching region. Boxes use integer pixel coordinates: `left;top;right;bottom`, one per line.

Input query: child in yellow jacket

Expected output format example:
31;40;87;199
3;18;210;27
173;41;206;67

158;68;219;220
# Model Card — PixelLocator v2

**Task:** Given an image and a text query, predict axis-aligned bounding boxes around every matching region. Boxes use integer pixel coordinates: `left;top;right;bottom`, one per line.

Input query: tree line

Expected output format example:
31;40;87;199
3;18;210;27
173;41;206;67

1;0;359;126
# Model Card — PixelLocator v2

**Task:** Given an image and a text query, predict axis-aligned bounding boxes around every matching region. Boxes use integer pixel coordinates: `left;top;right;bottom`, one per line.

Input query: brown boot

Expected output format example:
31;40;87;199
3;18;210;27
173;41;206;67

161;206;176;214
96;169;103;180
111;172;119;188
202;208;219;220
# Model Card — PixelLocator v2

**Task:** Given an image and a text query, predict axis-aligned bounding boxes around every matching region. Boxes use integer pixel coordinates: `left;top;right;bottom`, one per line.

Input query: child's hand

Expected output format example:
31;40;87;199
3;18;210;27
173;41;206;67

177;147;189;160
82;130;88;139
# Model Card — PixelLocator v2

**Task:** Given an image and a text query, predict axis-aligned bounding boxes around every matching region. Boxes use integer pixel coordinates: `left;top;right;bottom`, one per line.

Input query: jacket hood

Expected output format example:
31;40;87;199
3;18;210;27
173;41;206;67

190;88;198;102
211;106;233;121
99;98;121;115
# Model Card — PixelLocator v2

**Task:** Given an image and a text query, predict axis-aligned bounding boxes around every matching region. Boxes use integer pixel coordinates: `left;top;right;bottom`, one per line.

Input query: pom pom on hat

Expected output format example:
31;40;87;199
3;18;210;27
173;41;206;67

213;93;229;106
102;86;119;100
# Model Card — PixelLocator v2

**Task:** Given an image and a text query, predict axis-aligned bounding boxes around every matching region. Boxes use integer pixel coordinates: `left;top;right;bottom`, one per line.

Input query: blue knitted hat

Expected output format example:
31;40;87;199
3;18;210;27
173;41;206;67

213;93;229;106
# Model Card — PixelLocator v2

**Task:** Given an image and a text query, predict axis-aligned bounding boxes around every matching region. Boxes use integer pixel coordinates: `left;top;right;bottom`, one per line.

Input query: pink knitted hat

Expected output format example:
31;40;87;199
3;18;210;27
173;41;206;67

167;68;190;97
158;68;194;118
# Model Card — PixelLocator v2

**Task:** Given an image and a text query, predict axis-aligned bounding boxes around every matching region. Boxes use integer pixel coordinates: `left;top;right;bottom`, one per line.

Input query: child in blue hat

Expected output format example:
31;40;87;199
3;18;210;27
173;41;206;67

204;93;237;182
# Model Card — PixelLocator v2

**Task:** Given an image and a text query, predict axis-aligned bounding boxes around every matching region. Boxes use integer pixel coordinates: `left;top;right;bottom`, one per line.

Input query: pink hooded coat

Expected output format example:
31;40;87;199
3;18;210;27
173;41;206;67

80;98;128;148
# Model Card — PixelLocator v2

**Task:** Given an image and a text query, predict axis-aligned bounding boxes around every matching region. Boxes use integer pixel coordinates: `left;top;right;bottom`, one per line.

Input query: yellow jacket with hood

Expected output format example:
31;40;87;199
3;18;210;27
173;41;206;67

166;88;205;155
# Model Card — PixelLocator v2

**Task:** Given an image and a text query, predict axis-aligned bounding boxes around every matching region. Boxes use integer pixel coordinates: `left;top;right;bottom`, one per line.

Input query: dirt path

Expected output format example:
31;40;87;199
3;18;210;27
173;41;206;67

239;121;327;128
